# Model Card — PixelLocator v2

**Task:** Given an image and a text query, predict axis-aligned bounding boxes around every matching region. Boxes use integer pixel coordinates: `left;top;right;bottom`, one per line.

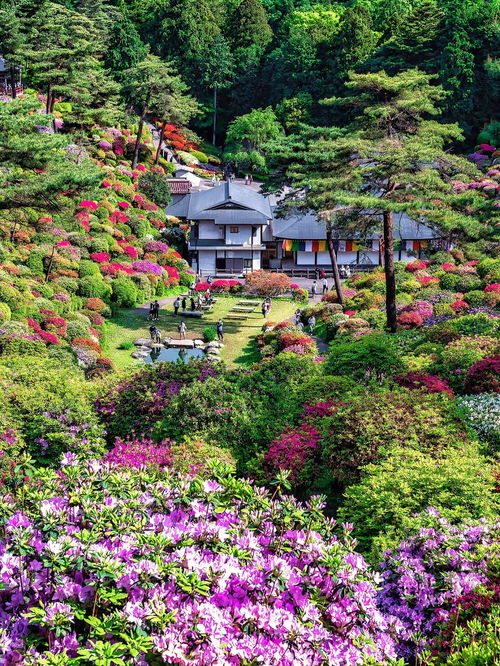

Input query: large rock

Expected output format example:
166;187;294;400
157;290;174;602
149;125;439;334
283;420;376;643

131;350;148;359
193;339;204;347
133;338;153;347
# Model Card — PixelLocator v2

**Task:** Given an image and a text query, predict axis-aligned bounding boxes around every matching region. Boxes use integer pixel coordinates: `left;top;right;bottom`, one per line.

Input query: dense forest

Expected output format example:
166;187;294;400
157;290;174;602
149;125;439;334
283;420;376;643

2;0;499;147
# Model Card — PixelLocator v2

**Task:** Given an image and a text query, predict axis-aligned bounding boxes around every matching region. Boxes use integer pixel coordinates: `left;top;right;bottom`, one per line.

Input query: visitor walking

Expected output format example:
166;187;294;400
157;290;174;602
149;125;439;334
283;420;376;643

320;269;326;279
308;315;316;334
149;325;161;343
190;296;196;311
311;280;317;297
322;277;328;294
261;301;267;317
265;297;272;315
173;297;181;316
181;295;187;311
197;293;203;310
249;175;253;185
148;302;155;320
295;309;302;326
178;321;187;340
216;319;224;341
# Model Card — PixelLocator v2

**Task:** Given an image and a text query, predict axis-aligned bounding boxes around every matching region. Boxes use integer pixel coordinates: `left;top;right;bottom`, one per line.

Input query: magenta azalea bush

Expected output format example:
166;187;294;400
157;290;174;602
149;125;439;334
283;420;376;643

132;260;164;276
378;509;500;659
0;457;400;666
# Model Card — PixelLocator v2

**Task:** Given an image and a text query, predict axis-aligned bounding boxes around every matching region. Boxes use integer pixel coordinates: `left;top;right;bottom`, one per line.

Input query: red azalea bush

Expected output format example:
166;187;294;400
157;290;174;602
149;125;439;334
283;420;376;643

484;283;500;292
393;371;454;397
279;331;317;353
450;300;469;313
441;263;458;272
245;270;291;296
37;330;59;345
463;356;500;394
163;265;180;280
417;275;440;287
90;252;110;263
195;281;211;292
406;260;431;272
71;337;102;354
42;316;67;338
265;424;320;485
85;298;107;312
397;311;424;328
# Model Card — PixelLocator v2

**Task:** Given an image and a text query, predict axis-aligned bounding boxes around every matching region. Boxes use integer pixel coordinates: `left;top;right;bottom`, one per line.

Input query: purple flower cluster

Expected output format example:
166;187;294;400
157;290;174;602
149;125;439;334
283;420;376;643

377;509;500;659
132;260;163;276
0;458;399;665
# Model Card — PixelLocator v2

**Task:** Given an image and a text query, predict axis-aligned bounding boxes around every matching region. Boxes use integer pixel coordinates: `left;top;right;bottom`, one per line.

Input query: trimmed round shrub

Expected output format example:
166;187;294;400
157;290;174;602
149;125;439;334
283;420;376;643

463;357;500;393
203;326;216;342
111;276;138;307
66;320;91;341
78;275;112;300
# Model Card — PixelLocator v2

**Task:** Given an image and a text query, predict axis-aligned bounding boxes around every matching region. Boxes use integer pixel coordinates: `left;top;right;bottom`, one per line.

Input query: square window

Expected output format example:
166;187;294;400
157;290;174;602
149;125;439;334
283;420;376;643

243;258;252;268
230;226;239;233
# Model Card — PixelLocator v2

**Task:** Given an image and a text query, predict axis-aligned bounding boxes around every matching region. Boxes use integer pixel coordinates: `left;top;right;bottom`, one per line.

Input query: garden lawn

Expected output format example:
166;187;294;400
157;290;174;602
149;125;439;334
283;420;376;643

105;296;297;368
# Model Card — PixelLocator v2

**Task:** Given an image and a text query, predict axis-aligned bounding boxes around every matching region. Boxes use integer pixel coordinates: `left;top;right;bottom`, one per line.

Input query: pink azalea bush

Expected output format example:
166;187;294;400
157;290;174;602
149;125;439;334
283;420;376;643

0;457;400;665
103;437;173;469
132;260;163;276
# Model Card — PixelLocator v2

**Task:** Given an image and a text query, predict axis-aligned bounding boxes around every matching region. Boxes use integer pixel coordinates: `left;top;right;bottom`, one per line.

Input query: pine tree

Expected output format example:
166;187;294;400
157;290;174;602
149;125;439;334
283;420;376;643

268;70;485;330
0;7;25;98
0;97;101;212
124;55;197;168
232;0;273;52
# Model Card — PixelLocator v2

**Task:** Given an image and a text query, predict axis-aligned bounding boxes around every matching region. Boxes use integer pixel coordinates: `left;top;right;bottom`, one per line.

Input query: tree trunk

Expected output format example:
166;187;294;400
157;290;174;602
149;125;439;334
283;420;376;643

326;219;344;305
132;91;151;169
45;81;51;114
212;87;217;146
45;244;56;282
383;210;397;332
155;119;166;165
10;67;17;99
378;236;383;266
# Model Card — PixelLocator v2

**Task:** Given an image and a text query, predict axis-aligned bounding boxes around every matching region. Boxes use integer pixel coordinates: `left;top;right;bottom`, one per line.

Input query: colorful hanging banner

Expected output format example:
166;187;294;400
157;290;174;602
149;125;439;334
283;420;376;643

312;241;319;252
282;239;292;251
333;240;339;252
305;241;312;252
345;241;359;252
420;240;428;248
292;240;300;252
319;240;326;252
412;240;421;251
299;241;306;251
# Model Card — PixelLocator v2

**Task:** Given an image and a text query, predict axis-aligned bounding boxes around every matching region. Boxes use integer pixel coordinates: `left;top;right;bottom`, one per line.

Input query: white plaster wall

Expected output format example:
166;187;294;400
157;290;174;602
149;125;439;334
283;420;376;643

198;251;216;273
198;221;223;240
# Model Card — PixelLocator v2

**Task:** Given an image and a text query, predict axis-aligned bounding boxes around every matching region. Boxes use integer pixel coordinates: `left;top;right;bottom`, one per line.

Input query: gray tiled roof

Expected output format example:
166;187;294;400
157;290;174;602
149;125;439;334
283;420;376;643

190;209;269;224
272;211;440;240
165;182;273;221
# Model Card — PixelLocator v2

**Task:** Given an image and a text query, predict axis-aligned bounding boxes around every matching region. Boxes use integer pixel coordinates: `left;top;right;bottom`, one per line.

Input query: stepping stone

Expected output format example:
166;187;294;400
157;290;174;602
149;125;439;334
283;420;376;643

133;338;153;346
180;310;203;318
131;350;148;359
193;339;204;347
238;300;260;305
226;313;249;320
164;339;194;349
232;306;255;312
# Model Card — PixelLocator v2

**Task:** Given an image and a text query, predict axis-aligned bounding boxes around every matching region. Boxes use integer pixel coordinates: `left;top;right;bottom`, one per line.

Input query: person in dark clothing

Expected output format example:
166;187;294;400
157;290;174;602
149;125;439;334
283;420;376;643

148;302;155;320
149;326;161;343
261;301;267;317
174;297;181;316
153;300;160;320
190;296;196;311
181;296;187;310
216;319;224;341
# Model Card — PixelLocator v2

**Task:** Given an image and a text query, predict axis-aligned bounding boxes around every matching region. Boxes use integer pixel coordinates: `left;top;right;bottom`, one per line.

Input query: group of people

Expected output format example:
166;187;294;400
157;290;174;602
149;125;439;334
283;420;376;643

148;300;160;320
261;297;272;317
310;278;329;297
294;309;316;334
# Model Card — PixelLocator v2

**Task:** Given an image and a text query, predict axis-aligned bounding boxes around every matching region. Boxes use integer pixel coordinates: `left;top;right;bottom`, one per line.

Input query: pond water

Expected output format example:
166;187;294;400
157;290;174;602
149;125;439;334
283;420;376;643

144;346;205;364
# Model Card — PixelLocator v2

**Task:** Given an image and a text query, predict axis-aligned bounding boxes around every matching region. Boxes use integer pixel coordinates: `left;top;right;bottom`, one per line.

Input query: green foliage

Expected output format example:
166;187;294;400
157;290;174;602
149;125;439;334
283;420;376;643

156;377;252;452
78;275;112;300
326;334;403;382
203;326;216;342
339;444;500;559
138;171;172;207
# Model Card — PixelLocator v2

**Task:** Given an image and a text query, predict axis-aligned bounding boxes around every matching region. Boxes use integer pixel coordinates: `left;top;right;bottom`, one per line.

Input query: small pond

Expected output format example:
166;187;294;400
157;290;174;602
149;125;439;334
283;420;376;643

144;346;206;364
